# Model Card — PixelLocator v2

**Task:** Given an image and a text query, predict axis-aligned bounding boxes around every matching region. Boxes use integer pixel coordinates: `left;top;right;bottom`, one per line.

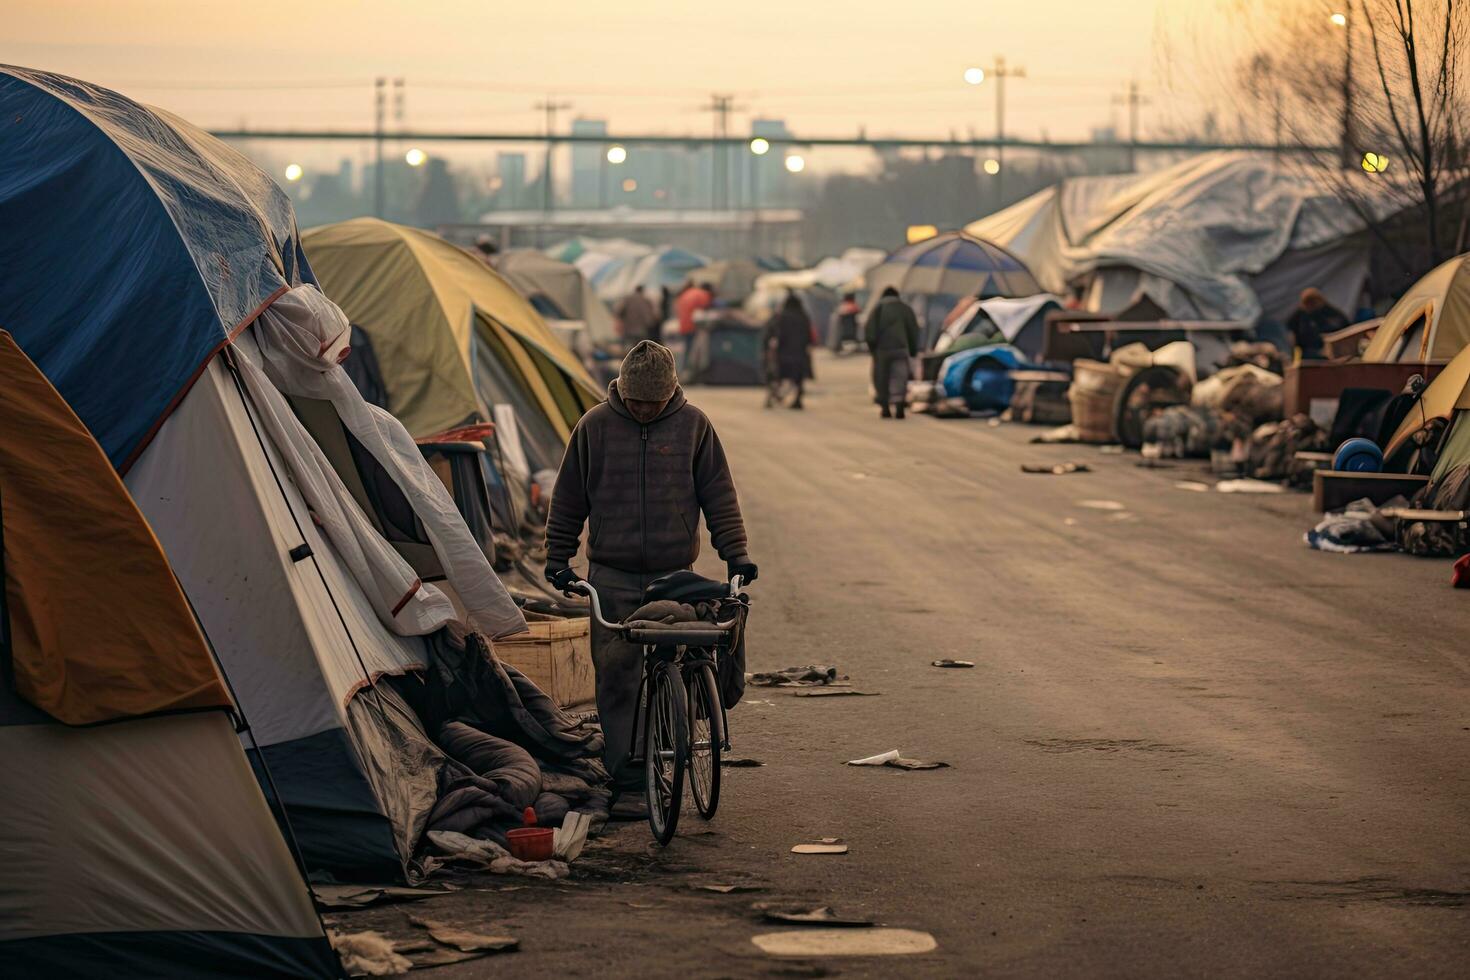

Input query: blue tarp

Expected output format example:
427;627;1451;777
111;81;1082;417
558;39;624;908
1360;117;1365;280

0;66;313;468
938;343;1032;411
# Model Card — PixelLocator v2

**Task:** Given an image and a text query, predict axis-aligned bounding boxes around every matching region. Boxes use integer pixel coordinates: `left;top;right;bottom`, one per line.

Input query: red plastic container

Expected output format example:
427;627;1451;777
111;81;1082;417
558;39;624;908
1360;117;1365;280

506;806;555;862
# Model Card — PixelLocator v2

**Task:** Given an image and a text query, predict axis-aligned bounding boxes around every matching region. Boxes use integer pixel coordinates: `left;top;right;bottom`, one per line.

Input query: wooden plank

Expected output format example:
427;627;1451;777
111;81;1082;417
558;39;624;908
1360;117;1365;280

1312;470;1430;513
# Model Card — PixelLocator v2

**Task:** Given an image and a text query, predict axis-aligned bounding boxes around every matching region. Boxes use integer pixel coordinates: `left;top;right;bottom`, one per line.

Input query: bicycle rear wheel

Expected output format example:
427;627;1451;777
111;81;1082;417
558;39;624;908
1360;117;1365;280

644;660;687;845
687;661;723;819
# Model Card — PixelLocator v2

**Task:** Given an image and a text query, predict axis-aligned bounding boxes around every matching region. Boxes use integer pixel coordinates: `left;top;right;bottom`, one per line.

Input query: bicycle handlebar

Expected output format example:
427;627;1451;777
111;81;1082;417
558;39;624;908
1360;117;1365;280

570;575;747;634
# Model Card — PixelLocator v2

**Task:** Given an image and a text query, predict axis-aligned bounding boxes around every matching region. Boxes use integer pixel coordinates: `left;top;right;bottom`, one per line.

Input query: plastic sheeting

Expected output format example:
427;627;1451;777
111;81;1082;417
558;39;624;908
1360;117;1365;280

589;246;710;301
0;66;311;468
965;153;1395;324
249;285;526;641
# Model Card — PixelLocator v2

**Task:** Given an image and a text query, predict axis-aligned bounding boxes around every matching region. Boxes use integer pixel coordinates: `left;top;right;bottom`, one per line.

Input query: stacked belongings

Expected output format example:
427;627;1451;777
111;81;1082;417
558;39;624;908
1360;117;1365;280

1066;342;1195;446
0;67;605;886
0;332;337;978
302;218;604;611
1146;364;1285;460
1382;345;1470;556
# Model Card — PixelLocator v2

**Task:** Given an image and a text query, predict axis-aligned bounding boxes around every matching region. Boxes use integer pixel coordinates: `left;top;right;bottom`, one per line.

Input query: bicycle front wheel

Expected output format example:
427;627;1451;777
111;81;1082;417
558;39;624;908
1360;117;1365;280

687;661;723;819
644;659;687;845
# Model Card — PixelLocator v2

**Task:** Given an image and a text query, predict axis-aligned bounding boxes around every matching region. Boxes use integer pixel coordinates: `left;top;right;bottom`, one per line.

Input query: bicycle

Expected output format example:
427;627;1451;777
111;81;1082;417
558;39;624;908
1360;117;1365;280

572;574;749;845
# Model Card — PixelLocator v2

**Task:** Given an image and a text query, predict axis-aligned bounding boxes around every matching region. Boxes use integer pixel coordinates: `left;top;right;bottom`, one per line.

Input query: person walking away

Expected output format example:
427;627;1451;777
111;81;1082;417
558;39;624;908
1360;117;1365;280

763;293;814;409
1286;287;1348;361
675;280;714;338
544;340;757;794
865;286;919;418
614;285;660;345
829;292;861;353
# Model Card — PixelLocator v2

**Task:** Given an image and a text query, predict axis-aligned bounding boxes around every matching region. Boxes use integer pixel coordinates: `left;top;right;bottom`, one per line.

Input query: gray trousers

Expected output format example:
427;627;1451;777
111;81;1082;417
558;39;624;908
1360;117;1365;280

588;562;749;789
588;563;682;788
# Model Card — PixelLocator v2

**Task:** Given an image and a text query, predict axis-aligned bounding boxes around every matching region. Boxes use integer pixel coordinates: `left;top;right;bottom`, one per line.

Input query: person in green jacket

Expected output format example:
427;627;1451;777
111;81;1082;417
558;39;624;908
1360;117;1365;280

865;287;920;419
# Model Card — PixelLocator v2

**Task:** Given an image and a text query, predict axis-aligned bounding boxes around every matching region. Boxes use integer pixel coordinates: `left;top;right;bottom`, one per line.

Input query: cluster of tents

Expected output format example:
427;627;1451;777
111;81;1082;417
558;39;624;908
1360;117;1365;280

0;66;611;976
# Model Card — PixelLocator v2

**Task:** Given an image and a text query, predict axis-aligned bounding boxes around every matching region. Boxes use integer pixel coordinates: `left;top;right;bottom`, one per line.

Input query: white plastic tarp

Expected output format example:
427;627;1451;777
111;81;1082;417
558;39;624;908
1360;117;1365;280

250;286;527;641
965;153;1394;324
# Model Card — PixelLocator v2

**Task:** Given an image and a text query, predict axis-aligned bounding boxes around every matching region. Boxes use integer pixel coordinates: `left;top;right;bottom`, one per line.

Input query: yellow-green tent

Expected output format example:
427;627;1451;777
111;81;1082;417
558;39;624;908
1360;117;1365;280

1362;253;1470;363
303;218;602;444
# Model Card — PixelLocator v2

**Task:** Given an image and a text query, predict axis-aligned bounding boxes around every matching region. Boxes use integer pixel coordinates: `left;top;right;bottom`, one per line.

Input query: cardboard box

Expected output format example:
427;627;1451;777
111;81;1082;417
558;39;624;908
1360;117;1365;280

494;616;595;708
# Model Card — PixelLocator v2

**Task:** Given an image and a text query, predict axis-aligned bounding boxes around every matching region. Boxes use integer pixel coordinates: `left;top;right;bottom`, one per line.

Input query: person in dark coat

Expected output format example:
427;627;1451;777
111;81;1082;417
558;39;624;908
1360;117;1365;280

614;285;661;344
544;341;757;791
864;286;920;418
762;293;814;409
1286;287;1349;360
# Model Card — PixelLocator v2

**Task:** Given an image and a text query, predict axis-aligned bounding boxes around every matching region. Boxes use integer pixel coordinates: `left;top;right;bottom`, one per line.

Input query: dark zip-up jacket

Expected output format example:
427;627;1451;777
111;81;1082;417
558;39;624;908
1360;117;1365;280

545;381;749;574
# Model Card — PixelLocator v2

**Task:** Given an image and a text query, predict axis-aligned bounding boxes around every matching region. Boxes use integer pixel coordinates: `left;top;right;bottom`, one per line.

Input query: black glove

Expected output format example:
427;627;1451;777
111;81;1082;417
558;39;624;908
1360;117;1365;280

728;560;758;585
547;565;579;594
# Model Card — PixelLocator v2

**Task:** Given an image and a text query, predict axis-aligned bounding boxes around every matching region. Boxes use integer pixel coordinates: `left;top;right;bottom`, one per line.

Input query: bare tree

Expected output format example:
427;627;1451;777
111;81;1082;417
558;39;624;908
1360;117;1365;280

1163;0;1469;277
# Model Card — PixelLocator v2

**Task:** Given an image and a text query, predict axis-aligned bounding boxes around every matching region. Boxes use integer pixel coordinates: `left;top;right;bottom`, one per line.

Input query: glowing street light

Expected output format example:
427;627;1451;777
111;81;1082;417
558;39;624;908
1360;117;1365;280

622;178;638;192
983;158;1002;175
784;154;806;174
283;163;303;182
1361;151;1390;174
1330;11;1347;26
749;137;771;155
963;67;986;86
405;147;427;167
606;145;627;164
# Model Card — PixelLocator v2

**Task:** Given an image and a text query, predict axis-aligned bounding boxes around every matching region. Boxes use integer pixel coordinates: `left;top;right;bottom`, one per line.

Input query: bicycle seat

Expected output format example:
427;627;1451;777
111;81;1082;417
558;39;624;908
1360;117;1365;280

643;570;728;603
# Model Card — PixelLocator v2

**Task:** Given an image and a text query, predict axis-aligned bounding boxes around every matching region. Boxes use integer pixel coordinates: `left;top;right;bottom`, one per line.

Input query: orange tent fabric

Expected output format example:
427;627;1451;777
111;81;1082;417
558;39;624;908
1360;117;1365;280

0;331;231;725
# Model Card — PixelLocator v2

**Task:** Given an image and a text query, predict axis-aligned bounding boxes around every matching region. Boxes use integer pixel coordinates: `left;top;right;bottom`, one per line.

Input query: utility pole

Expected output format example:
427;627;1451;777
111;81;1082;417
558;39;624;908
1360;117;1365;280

373;77;386;218
1112;79;1149;172
701;93;743;212
533;97;571;216
985;57;1025;202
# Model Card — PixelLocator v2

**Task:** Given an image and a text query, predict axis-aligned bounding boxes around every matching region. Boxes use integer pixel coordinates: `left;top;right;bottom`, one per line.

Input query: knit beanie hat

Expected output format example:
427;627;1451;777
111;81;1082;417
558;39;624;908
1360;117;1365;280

618;340;678;401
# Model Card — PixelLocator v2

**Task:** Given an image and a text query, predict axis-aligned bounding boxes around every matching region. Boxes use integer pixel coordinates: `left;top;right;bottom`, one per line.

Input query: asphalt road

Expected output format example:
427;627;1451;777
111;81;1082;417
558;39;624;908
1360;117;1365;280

374;351;1469;978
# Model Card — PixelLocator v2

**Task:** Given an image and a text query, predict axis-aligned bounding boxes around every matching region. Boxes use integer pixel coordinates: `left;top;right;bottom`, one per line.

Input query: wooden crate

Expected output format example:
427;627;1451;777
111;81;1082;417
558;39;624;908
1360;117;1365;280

494;616;595;708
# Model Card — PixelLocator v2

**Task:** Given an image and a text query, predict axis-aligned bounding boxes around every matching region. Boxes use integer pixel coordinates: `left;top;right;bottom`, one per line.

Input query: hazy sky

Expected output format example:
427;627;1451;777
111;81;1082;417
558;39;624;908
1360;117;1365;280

5;0;1196;140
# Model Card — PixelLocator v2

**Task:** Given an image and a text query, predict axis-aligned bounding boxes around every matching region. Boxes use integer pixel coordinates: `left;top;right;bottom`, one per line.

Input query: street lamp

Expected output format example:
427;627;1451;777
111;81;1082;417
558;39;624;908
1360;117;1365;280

983;158;1001;175
749;137;770;155
606;145;627;165
1330;11;1347;26
404;147;427;167
1361;151;1390;174
622;178;638;192
283;163;303;182
963;67;986;86
784;154;806;174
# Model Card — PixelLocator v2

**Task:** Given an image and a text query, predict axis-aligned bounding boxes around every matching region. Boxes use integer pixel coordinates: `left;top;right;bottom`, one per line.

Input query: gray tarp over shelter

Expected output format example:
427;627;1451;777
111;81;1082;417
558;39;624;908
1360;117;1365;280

965;152;1400;325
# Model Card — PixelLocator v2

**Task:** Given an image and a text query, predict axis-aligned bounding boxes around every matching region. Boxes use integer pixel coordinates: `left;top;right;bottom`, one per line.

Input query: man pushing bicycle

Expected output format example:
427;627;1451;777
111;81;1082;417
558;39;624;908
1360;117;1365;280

545;340;758;798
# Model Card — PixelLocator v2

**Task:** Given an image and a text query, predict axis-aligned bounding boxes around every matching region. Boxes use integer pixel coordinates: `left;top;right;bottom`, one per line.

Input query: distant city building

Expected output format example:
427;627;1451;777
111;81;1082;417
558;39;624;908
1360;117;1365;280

496;152;526;209
570;118;607;209
749;118;793;208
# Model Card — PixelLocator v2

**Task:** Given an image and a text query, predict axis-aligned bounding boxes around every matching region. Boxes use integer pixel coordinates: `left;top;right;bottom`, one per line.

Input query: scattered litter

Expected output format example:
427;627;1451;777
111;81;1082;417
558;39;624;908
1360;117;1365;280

764;907;874;927
749;665;841;687
626;901;661;909
1135;459;1173;469
329;930;412;977
553;810;593;862
849;472;870;480
1098;445;1125;455
846;749;950;771
795;688;877;697
930;659;974;668
1107;511;1135;522
1021;462;1091;475
1031;424;1080;444
427;831;569;880
1078;499;1126;511
752;928;938;957
721;757;765;767
886;757;949;770
1215;478;1285;494
740;699;776;707
408;915;518;954
409;948;498;968
792;838;849;855
1063;517;1078;526
694;883;765;894
1174;481;1211;492
312;884;451;910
